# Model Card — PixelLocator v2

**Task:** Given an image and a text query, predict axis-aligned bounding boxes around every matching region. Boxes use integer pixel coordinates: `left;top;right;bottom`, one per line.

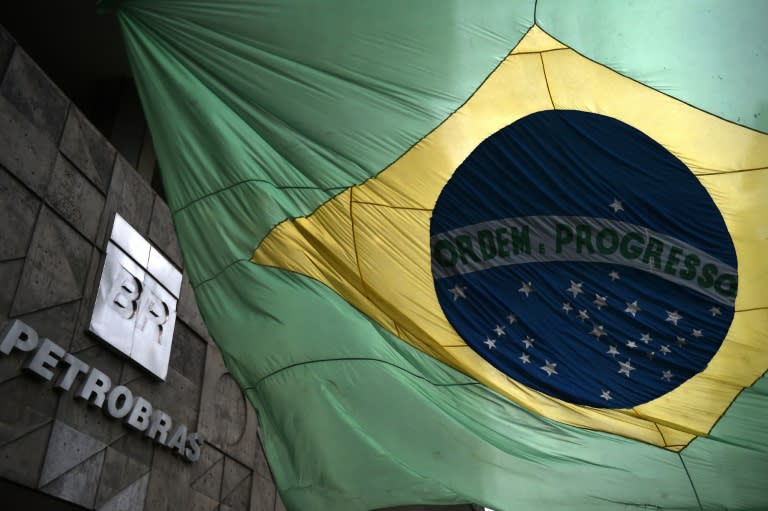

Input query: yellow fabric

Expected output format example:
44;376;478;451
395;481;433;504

252;26;768;449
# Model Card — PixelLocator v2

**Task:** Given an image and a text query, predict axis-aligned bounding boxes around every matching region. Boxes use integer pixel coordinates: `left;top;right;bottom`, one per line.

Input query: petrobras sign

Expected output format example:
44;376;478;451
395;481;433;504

0;319;203;462
89;214;182;380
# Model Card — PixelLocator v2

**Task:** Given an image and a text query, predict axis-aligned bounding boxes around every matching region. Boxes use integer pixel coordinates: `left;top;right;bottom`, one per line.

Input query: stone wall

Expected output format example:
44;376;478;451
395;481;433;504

0;25;281;511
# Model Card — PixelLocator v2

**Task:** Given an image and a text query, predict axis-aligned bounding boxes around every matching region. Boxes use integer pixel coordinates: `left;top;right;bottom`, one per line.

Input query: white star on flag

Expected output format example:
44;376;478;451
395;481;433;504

709;306;722;317
566;281;583;298
676;336;687;347
593;294;608;310
607;345;620;357
589;325;607;339
609;198;624;213
484;337;497;350
608;271;620;281
624;300;641;317
519;352;531;364
618;359;635;377
507;313;517;324
540;360;558;376
577;309;590;322
665;310;683;325
448;284;467;301
661;370;673;382
518;281;533;297
493;325;506;336
562;302;573;313
660;345;671;355
692;329;703;338
626;340;637;349
640;333;652;344
522;336;535;349
600;390;612;401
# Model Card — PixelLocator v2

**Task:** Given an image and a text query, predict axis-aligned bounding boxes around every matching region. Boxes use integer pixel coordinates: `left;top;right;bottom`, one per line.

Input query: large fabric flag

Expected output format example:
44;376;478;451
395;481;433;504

107;1;767;509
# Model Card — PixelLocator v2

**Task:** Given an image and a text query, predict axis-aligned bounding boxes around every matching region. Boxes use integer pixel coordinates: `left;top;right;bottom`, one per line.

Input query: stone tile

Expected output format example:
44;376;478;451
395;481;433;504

41;449;105;508
39;419;107;486
96;155;154;248
222;464;251;511
46;153;106;242
144;445;193;511
191;454;224;501
249;473;276;511
252;431;271;481
0;258;23;321
69;246;103;354
0;168;40;261
149;198;183;268
11;206;92;316
222;456;251;502
0;422;51;488
15;300;80;352
177;273;213;343
0;48;68;142
95;446;151;508
0;95;58;196
0;25;15;78
170;321;206;387
59;106;116;194
54;345;126;446
127;366;199;429
190;490;220;511
108;426;153;469
0;373;58;446
98;472;149;511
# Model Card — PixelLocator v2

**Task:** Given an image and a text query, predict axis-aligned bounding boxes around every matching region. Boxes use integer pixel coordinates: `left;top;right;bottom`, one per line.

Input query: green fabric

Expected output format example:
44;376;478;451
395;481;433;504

110;1;768;509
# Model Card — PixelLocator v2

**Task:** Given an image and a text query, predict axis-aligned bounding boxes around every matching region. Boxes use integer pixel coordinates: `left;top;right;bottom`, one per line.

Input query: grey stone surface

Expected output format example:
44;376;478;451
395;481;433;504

0;25;15;78
170;321;206;387
149;198;183;268
69;247;104;354
177;272;213;343
98;472;149;511
190;490;220;511
11;206;92;316
46;153;106;242
0;257;23;320
0;373;58;446
59;106;116;194
222;467;252;511
107;427;153;472
0;422;51;488
0;48;68;142
41;448;105;508
223;456;251;502
0;95;58;196
191;453;224;501
144;446;193;511
39;420;107;486
55;345;126;446
95;446;151;508
15;300;80;353
0;168;39;261
275;492;287;511
250;473;276;511
96;155;154;247
127;365;199;429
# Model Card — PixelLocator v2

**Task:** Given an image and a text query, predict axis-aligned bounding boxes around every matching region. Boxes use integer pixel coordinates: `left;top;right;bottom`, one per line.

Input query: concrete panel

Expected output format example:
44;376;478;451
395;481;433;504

11;206;92;316
98;472;150;511
96;155;154;248
0;258;23;321
41;448;106;508
222;456;251;502
69;247;104;354
59;106;116;194
0;373;58;446
249;473;276;511
16;300;80;352
0;422;52;488
190;490;220;511
95;446;151;508
177;272;213;343
149;198;183;268
127;366;199;428
191;455;223;501
0;25;15;78
0;168;39;261
169;321;206;388
0;95;58;196
144;446;192;511
40;419;106;487
107;426;153;472
46;153;105;242
222;470;252;511
0;48;68;142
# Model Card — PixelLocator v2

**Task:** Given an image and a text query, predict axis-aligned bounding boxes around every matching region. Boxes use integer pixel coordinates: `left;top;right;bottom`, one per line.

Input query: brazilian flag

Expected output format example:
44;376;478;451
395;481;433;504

110;1;767;509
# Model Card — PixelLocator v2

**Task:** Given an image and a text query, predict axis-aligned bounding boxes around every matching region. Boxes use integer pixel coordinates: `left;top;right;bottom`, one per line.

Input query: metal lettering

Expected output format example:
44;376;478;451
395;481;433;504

136;291;170;345
145;410;172;445
126;396;153;432
75;367;112;408
23;338;65;381
185;432;204;462
166;424;188;455
111;271;141;320
105;385;134;419
0;319;39;355
53;354;90;391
